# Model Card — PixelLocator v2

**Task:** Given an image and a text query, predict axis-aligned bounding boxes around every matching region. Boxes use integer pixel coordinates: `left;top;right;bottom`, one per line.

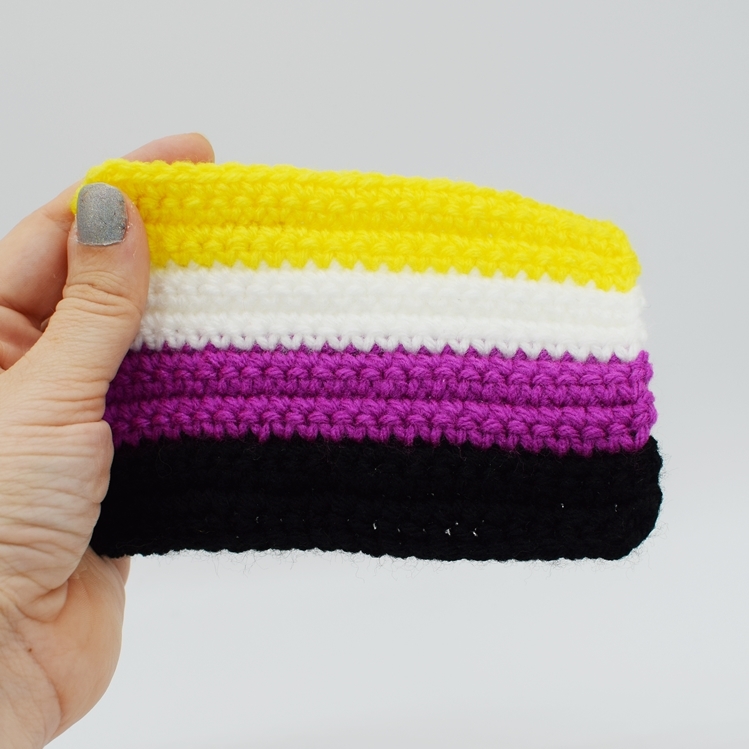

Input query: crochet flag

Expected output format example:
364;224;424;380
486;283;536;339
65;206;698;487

74;160;662;561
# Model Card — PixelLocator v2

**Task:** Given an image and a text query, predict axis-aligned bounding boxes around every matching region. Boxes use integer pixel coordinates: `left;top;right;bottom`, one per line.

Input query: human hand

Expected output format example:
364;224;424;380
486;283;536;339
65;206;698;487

0;133;214;747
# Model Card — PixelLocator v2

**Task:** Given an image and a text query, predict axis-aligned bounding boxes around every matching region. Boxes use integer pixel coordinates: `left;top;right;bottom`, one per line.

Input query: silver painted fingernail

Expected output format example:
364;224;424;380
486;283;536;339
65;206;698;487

76;183;127;246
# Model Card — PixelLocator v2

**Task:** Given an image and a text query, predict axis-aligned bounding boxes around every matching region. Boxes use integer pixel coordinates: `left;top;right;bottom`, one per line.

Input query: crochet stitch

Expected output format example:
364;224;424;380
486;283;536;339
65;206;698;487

93;435;662;561
136;262;646;359
74;159;662;561
80;159;640;289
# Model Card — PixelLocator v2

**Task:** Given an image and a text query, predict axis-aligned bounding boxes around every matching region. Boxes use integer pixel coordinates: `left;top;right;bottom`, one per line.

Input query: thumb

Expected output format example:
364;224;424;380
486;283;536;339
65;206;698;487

19;183;150;424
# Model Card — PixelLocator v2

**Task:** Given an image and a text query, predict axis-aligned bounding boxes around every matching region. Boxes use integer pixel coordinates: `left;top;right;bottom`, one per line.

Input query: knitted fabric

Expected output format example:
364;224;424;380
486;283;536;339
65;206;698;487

75;160;662;561
93;435;662;561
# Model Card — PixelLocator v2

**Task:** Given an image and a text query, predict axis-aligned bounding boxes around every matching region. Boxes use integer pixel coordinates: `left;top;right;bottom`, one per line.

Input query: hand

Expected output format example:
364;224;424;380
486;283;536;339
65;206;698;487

0;134;214;747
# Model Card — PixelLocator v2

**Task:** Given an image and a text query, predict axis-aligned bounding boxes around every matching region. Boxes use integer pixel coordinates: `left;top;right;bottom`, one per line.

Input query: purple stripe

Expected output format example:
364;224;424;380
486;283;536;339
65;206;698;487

105;345;655;455
105;395;654;455
107;345;653;407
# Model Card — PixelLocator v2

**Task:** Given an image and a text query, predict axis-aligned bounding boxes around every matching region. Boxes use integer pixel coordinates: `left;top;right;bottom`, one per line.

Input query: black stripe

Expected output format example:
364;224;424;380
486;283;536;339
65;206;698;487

92;436;663;561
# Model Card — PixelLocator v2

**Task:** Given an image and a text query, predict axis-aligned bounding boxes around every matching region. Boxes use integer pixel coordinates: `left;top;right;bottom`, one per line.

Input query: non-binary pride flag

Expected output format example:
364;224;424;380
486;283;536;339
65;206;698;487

74;160;662;562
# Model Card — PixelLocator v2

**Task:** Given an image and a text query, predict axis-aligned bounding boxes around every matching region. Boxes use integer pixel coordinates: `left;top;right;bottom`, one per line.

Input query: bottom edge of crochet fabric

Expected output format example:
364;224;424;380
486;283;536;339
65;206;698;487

92;436;662;562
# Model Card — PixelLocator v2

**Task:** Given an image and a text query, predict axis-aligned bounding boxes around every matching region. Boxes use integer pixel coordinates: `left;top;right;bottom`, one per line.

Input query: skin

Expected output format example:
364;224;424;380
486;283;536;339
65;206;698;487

0;134;215;747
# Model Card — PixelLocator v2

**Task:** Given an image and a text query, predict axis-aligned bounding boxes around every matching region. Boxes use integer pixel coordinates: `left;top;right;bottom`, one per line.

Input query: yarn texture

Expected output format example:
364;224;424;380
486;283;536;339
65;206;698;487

77;160;640;290
75;159;662;561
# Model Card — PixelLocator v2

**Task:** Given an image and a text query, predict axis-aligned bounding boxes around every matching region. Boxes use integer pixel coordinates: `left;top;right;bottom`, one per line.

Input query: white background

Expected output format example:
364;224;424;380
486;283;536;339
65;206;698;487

1;2;748;747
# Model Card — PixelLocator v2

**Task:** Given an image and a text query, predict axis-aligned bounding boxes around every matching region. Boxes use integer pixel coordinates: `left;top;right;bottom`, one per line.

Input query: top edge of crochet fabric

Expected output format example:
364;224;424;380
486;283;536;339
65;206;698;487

74;159;641;291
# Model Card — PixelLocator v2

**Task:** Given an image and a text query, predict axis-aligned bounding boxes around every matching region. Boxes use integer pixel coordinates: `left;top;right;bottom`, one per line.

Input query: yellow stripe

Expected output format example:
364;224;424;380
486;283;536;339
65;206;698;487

74;159;640;291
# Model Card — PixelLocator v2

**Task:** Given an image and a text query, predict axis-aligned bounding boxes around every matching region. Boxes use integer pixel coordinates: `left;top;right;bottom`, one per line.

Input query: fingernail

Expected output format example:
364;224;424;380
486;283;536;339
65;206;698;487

76;183;127;246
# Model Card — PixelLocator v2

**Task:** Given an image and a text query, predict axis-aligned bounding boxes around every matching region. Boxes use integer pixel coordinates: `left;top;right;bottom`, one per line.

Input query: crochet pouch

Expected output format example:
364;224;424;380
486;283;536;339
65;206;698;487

74;160;662;561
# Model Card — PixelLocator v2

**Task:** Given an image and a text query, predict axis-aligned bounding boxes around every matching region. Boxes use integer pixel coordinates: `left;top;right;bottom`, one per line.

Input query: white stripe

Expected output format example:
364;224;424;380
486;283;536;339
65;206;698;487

135;261;647;361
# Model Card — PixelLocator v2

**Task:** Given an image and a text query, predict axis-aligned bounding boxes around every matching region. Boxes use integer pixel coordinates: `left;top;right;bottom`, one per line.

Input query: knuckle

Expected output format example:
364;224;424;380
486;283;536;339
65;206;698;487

63;271;141;319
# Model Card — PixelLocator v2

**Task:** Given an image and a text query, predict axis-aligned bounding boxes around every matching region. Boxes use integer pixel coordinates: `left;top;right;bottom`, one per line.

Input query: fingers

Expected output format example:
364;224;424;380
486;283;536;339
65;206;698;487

0;306;42;371
107;556;131;586
0;184;78;326
40;549;127;739
16;186;150;424
0;133;214;335
122;132;214;163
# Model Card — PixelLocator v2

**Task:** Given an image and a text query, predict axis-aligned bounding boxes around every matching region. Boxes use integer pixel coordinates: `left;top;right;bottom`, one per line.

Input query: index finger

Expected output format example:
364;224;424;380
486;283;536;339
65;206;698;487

0;133;215;324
